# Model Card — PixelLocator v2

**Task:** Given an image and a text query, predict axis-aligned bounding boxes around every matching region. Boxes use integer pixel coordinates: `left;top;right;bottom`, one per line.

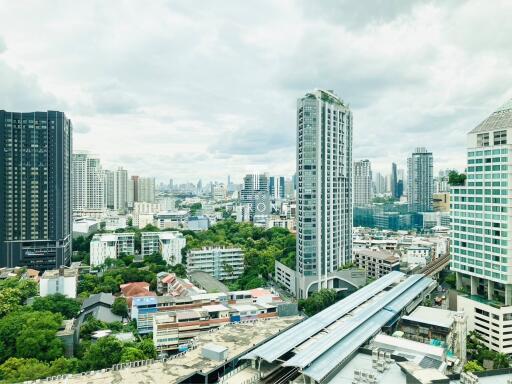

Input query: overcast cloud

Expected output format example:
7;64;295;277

1;0;511;183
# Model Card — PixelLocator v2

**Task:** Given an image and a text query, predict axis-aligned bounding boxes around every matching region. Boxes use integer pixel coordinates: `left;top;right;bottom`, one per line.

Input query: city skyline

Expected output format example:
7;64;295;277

1;1;512;182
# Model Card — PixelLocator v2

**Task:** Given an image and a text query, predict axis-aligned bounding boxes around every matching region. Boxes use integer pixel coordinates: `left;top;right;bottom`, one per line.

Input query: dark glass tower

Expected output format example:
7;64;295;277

0;110;72;270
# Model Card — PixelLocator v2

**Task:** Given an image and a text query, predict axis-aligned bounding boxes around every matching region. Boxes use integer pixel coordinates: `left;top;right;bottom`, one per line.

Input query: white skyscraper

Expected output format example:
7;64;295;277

72;151;105;212
353;160;372;207
296;89;353;298
114;167;128;212
407;147;434;212
138;177;156;203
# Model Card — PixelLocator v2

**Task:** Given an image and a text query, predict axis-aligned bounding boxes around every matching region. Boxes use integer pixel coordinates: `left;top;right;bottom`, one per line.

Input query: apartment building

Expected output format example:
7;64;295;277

141;231;186;265
353;249;400;279
89;232;135;266
186;247;244;280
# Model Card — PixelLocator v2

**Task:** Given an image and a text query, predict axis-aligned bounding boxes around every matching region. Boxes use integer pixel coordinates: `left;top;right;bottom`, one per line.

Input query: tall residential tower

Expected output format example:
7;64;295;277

407;147;434;212
0;110;72;269
296;90;353;298
354;160;372;207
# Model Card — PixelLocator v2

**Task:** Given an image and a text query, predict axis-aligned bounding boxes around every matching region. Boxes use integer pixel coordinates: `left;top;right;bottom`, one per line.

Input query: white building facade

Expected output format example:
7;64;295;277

72;151;105;213
187;247;244;280
141;231;186;265
296;89;353;298
89;232;135;266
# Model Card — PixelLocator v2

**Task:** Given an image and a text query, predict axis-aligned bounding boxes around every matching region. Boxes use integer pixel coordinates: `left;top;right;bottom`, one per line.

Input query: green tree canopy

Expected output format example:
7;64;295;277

298;289;338;316
0;357;50;383
80;337;123;371
463;360;485;372
112;297;129;318
32;294;81;319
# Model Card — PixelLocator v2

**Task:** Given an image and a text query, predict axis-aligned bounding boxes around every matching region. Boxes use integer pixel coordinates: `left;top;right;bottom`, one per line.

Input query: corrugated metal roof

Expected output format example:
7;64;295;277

301;275;433;382
243;271;404;362
282;275;425;369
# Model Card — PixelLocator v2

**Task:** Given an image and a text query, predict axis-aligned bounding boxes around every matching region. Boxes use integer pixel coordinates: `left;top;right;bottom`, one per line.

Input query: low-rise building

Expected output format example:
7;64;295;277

275;260;296;293
187;215;210;231
266;216;295;232
78;292;123;327
353;249;400;279
141;231;186;265
155;210;188;229
187;247;244;281
40;267;79;298
72;217;99;239
153;309;230;353
89;232;135;266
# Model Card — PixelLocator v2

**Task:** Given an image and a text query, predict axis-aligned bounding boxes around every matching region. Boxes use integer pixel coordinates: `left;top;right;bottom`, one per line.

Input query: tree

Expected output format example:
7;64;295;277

448;171;466;186
493;353;511;369
80;337;123;371
120;347;145;363
17;279;38;301
49;357;79;376
112;297;129;318
137;338;157;359
0;357;50;383
16;328;64;362
80;317;108;340
0;288;23;317
32;294;81;319
464;360;485;372
298;289;338;316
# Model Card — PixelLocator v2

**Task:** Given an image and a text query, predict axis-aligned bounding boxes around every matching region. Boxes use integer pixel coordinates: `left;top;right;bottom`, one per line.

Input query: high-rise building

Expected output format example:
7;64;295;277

72;151;105;213
0;110;72;269
451;98;512;354
391;162;399;198
104;170;115;209
373;172;386;194
114;167;128;212
407;147;434;213
138;177;156;203
296;90;353;298
353;160;372;207
240;173;269;219
269;176;285;199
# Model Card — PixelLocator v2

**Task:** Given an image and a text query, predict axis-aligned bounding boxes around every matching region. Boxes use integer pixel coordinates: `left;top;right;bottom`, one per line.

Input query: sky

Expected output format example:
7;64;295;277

1;0;512;184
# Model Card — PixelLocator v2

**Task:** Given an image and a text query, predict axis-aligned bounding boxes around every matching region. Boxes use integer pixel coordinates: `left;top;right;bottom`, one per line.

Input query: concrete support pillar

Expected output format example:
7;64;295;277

470;276;478;295
456;272;463;290
487;280;494;301
505;284;512;306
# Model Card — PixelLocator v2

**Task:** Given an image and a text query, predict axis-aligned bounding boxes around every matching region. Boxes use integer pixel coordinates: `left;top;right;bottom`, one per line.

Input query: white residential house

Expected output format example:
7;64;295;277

40;267;79;298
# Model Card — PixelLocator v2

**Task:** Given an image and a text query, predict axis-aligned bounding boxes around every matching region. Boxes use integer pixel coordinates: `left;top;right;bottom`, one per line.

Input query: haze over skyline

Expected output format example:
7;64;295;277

1;0;512;183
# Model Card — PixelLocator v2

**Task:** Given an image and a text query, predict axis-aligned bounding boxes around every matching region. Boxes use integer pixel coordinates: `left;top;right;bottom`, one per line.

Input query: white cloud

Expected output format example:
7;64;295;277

0;0;511;181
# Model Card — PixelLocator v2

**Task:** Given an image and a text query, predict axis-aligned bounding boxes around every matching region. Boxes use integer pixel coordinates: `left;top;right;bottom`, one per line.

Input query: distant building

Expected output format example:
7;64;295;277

154;210;188;229
89;233;135;266
141;231;186;265
0;110;72;269
353;249;400;279
269;176;285;199
72;151;105;214
241;173;269;219
113;167;129;212
354;160;372;207
138;177;156;203
187;215;210;231
40;267;78;298
187;247;244;280
132;202;161;228
407;147;434;213
72;217;99;239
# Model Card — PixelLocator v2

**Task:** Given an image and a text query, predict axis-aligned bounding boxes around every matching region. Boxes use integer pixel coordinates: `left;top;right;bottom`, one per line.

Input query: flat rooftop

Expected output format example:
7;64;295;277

401;305;455;329
189;271;229;293
43;316;302;384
